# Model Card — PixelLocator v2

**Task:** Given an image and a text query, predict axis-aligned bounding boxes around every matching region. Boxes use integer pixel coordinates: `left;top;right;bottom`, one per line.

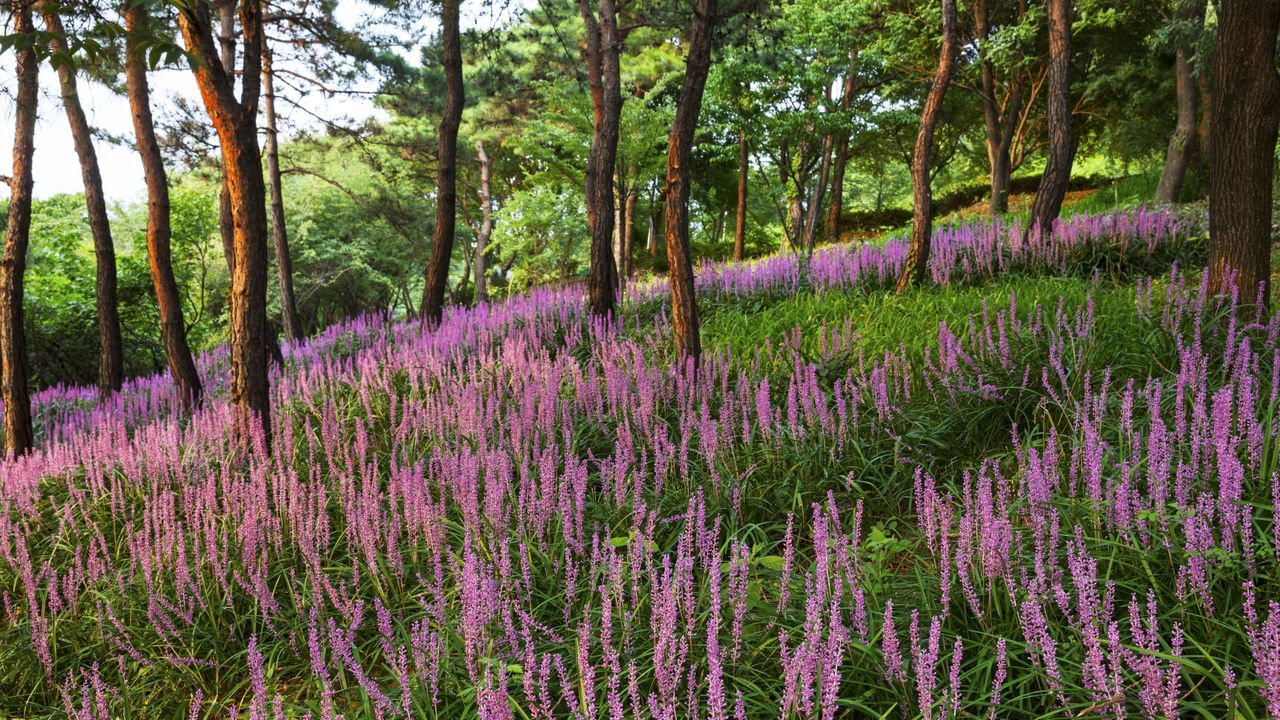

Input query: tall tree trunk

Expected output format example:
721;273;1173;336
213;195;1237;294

613;174;626;289
1196;62;1212;162
1156;0;1208;205
733;128;748;261
896;0;960;292
177;0;271;448
473;139;493;303
664;0;717;363
825;48;859;241
42;3;123;395
579;0;622;319
261;44;303;342
217;0;236;272
1206;0;1280;306
974;0;1023;216
1;0;36;456
803;133;834;257
622;188;636;278
1024;0;1076;240
647;208;659;256
421;0;464;325
125;1;204;409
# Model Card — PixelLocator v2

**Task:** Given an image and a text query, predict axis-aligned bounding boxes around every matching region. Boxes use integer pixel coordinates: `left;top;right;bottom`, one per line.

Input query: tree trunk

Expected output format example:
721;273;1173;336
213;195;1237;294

1206;0;1280;307
895;0;960;292
217;0;236;273
1;0;36;456
42;3;123;395
622;187;636;278
803;133;834;257
613;174;626;289
125;2;204;409
826;49;859;242
473;139;493;303
261;44;303;342
1024;0;1076;240
420;0;465;326
177;0;271;448
974;0;1023;216
578;0;622;319
664;0;717;363
647;209;659;256
733;128;748;261
1156;0;1207;205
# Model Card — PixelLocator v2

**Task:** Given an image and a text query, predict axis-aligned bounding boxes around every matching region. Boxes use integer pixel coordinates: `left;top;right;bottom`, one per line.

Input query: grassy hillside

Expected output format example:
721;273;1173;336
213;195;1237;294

7;205;1280;719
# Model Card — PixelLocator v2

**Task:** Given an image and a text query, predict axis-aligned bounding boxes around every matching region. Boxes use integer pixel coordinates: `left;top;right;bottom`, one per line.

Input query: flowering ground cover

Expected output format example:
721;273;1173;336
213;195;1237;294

8;208;1279;719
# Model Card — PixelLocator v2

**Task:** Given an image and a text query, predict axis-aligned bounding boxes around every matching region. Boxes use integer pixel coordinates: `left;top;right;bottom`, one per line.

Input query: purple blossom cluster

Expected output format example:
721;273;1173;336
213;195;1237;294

7;208;1278;718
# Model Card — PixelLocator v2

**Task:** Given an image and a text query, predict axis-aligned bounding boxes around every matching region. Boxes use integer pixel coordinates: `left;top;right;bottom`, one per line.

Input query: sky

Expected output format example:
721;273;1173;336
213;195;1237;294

0;3;438;205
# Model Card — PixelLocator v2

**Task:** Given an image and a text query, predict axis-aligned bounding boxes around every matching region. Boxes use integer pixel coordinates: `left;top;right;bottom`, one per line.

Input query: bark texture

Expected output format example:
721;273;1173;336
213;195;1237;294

974;0;1025;216
125;1;204;409
421;0;465;326
578;0;622;319
177;0;272;448
1206;0;1280;306
262;43;303;341
42;3;124;395
473;139;493;303
1024;0;1075;240
733;128;748;261
664;0;717;363
1155;0;1208;205
895;0;960;292
1;0;37;456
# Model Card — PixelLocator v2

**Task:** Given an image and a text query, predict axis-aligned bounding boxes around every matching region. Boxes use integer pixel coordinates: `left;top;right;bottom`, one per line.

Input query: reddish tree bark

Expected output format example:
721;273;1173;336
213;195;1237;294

177;0;272;448
578;0;622;319
421;0;465;326
1024;0;1075;240
895;0;960;292
125;1;204;408
1206;0;1280;307
1;0;37;456
664;0;718;362
217;0;236;273
42;2;124;395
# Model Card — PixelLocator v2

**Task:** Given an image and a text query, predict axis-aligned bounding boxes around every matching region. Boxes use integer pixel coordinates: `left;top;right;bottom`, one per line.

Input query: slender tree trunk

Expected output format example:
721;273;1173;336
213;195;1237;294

647;209;659;256
1196;62;1212;162
974;0;1022;216
420;0;465;325
1024;0;1076;240
826;49;859;241
665;0;717;363
623;188;636;278
217;0;236;272
125;2;204;409
613;174;626;289
1206;0;1280;306
473;139;493;303
1;0;36;456
261;44;303;342
803;133;834;257
733;128;748;261
42;3;123;395
578;0;622;319
1156;0;1208;205
177;0;271;447
896;0;960;292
